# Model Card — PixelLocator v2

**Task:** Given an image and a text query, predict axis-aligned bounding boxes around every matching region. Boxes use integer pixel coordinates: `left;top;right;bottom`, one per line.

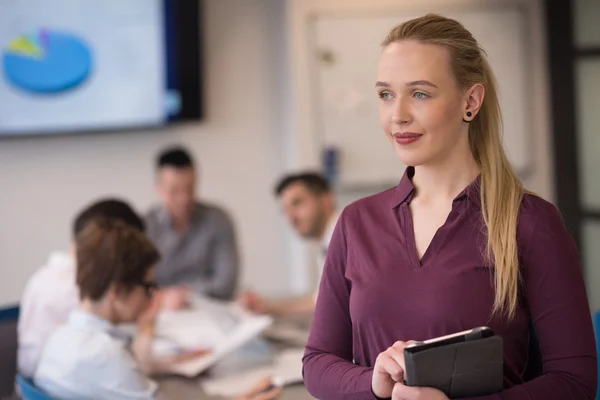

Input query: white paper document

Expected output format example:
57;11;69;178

151;296;273;377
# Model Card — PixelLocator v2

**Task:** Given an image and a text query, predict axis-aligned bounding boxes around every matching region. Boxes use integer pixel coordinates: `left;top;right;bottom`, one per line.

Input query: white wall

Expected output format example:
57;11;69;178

0;0;291;306
286;0;553;198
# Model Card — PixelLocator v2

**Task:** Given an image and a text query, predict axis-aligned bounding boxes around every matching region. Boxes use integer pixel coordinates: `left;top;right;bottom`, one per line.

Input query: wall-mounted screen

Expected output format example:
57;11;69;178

0;0;203;136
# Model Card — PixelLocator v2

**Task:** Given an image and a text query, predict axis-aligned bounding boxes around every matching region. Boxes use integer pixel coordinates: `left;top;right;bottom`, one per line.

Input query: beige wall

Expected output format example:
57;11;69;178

0;0;290;305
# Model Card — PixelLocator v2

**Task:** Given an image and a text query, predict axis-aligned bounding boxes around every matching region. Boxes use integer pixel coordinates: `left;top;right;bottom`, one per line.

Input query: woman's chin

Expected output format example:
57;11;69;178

394;150;430;168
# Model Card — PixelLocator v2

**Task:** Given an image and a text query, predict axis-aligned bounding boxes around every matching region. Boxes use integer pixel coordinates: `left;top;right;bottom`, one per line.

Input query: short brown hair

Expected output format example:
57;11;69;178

275;172;330;197
73;198;145;238
76;218;160;301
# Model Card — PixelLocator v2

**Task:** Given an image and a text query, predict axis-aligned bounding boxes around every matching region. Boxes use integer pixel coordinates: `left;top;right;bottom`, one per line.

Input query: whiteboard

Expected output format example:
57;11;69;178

310;6;531;187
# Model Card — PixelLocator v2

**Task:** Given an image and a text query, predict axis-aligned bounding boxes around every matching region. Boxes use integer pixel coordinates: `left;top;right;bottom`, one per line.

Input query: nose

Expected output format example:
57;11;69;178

391;96;411;125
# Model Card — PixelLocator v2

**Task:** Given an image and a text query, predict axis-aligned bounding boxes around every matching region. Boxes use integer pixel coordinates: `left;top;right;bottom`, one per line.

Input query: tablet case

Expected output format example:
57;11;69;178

404;335;503;398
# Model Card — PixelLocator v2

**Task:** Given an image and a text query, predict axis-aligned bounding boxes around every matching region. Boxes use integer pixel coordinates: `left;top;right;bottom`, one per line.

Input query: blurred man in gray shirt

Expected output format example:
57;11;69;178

145;147;239;308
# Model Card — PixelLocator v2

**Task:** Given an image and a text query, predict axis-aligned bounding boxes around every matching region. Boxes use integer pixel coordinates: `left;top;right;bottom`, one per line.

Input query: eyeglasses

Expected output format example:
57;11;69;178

137;281;159;297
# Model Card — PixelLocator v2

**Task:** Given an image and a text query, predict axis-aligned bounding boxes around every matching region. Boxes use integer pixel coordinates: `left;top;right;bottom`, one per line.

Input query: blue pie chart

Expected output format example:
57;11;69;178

2;29;93;94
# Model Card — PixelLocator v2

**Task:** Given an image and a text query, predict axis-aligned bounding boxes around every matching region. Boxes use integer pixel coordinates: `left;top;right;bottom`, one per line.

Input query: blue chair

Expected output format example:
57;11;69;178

16;375;56;400
0;305;19;322
0;305;19;398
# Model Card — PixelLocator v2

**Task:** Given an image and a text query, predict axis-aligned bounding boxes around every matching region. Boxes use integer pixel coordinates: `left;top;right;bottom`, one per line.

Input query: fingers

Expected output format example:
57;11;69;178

375;340;419;383
161;288;190;310
391;340;417;351
240;377;282;400
163;348;212;364
375;352;404;382
138;295;162;325
248;387;282;400
247;376;275;393
237;293;249;305
375;346;405;383
387;341;411;379
238;292;256;309
178;348;212;360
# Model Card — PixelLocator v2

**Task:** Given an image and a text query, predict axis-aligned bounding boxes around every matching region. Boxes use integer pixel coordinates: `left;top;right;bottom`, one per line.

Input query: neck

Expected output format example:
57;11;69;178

316;209;336;242
81;299;118;325
412;147;480;204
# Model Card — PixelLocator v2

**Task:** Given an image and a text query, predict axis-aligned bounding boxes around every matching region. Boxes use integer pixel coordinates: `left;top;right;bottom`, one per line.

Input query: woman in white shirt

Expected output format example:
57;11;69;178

34;218;280;400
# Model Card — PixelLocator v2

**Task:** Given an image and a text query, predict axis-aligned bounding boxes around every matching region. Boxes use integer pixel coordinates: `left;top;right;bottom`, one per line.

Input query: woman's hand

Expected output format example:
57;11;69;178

372;341;416;398
392;384;449;400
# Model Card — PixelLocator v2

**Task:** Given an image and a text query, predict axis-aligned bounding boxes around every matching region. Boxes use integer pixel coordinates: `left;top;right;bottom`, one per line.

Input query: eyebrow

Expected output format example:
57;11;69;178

375;80;439;89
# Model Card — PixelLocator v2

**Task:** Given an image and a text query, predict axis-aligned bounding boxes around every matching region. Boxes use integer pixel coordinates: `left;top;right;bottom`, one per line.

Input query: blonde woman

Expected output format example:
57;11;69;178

302;14;597;400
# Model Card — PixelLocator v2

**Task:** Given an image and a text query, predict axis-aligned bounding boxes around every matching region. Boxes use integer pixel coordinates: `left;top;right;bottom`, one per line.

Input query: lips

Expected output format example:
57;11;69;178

393;132;423;145
393;132;422;139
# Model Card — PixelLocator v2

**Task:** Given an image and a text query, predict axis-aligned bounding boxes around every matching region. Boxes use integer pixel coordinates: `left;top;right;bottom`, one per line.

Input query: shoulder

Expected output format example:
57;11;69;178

339;187;396;230
144;205;163;225
198;202;235;227
518;193;566;236
520;192;561;219
21;252;76;307
46;324;132;370
517;193;575;260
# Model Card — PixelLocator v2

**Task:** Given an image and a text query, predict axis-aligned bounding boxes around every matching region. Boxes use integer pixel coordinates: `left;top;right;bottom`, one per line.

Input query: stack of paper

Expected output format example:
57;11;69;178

201;348;305;397
151;296;274;377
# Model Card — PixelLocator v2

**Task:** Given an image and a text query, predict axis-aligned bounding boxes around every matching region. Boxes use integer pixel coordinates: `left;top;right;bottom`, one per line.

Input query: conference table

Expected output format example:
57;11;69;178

157;315;315;400
159;377;311;400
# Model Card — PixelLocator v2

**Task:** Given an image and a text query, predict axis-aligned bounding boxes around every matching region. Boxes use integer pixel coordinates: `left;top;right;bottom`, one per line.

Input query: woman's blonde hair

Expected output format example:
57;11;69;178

382;14;524;319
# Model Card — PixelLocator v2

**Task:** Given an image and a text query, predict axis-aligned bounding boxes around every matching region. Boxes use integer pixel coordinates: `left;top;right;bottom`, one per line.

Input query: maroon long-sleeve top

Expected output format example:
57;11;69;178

303;169;597;399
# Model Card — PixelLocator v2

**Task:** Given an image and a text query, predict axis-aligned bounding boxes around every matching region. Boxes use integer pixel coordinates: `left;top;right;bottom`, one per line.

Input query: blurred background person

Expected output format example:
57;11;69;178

146;146;239;310
34;218;196;399
240;172;338;316
18;199;146;378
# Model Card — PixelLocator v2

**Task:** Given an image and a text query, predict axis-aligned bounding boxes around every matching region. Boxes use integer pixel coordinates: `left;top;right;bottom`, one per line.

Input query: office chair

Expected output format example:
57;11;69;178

0;305;19;398
15;376;56;400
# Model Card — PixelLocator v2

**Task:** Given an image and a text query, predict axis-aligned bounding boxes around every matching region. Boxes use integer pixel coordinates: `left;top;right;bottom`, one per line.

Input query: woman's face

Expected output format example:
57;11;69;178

113;267;157;323
376;39;471;167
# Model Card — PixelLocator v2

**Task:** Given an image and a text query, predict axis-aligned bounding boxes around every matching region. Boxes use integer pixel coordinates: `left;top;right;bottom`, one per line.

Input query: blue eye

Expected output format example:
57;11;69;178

379;91;392;100
414;92;429;99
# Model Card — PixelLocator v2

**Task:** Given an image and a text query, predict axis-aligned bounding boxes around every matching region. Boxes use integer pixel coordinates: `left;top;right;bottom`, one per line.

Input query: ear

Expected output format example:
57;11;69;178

101;284;118;304
463;83;485;121
109;283;130;301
